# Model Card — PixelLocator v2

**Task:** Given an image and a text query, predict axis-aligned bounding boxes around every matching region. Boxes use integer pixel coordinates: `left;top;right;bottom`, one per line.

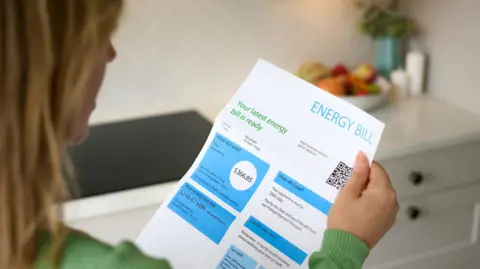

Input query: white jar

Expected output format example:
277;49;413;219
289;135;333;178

406;50;426;96
390;69;410;97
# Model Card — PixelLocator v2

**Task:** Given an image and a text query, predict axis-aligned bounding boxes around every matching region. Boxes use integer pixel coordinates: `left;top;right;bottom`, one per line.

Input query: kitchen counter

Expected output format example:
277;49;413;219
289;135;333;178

373;96;480;159
64;95;480;223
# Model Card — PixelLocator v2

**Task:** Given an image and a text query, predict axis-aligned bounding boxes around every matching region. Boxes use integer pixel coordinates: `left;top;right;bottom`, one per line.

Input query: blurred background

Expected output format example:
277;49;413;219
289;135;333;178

91;0;479;124
91;0;374;123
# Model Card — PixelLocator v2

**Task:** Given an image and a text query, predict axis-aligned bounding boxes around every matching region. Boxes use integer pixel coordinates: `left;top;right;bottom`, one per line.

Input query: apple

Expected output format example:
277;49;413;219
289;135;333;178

355;89;369;96
353;64;377;84
331;64;349;77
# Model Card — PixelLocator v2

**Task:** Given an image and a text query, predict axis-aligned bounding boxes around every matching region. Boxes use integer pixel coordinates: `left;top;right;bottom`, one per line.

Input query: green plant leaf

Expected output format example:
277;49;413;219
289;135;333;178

387;24;400;37
364;5;381;21
357;1;414;39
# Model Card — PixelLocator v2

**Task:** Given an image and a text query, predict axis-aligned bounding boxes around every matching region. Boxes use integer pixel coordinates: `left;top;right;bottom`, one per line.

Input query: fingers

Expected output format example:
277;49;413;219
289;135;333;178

370;162;399;216
341;152;370;198
369;162;394;190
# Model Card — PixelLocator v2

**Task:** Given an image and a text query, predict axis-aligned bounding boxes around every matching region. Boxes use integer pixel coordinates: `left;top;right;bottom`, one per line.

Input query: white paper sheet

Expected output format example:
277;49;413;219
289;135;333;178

136;59;385;269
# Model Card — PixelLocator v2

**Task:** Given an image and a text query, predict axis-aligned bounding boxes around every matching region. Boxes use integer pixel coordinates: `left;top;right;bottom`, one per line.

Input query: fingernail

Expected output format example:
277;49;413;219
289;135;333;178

355;152;367;168
356;151;365;162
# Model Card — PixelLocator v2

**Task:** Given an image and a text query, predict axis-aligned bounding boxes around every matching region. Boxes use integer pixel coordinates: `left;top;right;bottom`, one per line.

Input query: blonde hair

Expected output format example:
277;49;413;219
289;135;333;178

0;0;123;268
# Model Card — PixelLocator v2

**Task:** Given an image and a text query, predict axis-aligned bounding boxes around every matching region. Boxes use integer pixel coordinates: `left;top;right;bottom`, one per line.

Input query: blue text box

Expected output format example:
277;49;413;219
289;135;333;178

274;172;332;215
216;245;258;269
192;133;270;212
244;216;307;265
168;183;236;244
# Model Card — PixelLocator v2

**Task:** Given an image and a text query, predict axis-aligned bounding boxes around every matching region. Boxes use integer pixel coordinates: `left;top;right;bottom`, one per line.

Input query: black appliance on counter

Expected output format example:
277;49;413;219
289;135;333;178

68;111;212;199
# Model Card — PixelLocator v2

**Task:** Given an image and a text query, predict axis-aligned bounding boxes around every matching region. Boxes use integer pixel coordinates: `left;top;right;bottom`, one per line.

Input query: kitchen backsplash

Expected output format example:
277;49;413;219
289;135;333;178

404;0;480;115
91;0;374;124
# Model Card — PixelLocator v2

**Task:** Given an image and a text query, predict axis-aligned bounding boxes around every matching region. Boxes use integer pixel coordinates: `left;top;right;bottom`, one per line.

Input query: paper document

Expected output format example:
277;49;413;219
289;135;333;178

136;59;385;269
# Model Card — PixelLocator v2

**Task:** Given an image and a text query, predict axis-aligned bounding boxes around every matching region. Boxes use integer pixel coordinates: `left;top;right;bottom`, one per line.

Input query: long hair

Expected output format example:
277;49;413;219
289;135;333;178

0;0;123;268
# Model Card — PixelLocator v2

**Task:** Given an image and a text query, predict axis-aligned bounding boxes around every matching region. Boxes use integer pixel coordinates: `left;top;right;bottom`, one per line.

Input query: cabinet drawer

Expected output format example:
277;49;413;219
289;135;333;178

380;142;480;198
365;182;480;268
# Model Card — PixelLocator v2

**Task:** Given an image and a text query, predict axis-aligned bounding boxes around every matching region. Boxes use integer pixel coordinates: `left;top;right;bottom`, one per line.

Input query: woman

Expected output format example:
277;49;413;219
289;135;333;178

0;0;399;268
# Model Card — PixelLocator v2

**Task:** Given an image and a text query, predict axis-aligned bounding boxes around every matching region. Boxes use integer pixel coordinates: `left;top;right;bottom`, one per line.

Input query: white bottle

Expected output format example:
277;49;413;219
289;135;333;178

406;50;426;96
390;69;410;97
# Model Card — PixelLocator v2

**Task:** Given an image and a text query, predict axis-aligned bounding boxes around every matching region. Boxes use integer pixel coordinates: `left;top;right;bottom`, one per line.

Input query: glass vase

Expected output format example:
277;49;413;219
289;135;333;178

374;36;402;78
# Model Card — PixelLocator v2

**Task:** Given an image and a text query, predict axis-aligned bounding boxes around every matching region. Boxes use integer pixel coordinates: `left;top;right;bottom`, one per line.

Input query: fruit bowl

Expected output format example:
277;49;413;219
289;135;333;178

295;62;392;112
341;91;388;112
341;76;391;111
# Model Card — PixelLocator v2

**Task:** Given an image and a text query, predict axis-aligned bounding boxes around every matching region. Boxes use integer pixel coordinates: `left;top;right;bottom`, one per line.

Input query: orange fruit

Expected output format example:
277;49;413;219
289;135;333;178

316;78;346;96
348;74;368;89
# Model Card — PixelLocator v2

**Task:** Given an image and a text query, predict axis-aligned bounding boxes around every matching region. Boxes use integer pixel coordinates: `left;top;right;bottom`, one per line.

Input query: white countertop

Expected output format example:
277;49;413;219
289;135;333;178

371;96;480;160
64;95;480;223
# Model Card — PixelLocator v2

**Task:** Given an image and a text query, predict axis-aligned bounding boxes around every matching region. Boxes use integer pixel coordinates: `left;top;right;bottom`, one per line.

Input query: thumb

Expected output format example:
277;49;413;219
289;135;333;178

341;152;370;198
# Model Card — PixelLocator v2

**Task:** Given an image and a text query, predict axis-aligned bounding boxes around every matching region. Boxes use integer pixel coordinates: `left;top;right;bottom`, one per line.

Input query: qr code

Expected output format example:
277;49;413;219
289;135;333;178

326;162;353;190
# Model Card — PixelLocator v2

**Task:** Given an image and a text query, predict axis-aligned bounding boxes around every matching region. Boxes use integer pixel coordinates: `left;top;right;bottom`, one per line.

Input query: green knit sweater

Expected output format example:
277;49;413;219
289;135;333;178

36;229;369;269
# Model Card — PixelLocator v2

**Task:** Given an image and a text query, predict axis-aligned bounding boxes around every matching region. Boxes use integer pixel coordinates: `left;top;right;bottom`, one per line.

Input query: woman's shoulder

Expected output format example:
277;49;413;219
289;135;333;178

36;230;172;269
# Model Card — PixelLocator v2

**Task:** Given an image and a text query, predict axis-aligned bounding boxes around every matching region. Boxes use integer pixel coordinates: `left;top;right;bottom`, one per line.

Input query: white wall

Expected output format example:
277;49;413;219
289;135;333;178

91;0;374;125
404;0;480;114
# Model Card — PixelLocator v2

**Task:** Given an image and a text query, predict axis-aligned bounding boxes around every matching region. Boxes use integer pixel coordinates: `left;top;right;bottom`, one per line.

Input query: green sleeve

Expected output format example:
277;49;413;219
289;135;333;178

37;230;367;269
36;232;172;269
98;242;172;269
309;230;370;269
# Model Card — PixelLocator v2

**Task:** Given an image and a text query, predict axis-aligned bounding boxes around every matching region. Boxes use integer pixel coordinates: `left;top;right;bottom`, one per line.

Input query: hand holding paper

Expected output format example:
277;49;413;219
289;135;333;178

328;152;398;249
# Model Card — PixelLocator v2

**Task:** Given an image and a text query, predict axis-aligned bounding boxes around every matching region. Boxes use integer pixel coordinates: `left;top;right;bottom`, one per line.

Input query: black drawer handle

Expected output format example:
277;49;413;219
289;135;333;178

407;206;421;220
409;171;424;186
